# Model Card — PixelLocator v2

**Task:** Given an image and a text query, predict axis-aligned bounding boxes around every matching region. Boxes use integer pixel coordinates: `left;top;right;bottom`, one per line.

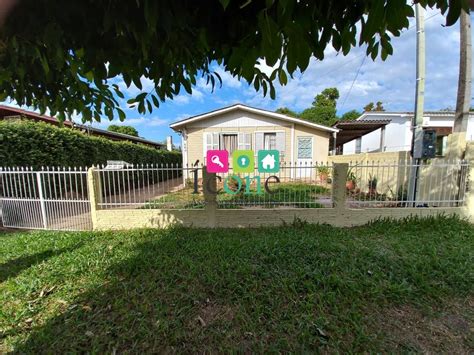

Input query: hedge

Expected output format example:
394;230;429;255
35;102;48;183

0;120;181;168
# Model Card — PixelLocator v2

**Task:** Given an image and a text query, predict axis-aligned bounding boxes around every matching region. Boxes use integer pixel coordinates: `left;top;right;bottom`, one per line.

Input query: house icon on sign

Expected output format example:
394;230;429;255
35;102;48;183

261;154;276;170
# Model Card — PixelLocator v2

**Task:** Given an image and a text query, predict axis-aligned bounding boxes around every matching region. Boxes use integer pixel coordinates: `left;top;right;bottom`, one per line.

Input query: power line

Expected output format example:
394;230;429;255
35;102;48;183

336;10;440;111
315;11;441;82
340;55;367;110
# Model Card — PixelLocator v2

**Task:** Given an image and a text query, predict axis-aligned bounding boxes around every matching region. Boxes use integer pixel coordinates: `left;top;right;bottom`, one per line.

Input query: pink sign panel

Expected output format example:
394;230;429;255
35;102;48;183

206;150;229;173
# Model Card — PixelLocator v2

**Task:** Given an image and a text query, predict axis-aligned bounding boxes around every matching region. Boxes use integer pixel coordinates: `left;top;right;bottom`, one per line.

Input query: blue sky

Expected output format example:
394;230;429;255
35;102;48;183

5;8;474;145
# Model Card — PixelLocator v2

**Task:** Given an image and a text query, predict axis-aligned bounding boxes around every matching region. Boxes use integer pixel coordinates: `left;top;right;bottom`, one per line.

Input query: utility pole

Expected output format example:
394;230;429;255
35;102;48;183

453;9;472;136
408;3;425;206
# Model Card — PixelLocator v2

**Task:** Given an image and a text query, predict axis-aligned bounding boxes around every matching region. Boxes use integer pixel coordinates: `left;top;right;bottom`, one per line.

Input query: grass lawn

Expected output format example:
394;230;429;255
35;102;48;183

1;216;473;353
145;182;330;209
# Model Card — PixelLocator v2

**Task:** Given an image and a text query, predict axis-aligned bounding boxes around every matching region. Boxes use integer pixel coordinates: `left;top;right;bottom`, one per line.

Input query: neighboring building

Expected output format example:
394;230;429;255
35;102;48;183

0;105;165;149
170;104;338;174
337;111;474;156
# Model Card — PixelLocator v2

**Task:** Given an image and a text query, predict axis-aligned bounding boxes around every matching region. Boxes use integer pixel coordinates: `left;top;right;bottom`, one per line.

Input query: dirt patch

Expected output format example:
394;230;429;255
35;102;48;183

191;300;235;328
372;297;474;353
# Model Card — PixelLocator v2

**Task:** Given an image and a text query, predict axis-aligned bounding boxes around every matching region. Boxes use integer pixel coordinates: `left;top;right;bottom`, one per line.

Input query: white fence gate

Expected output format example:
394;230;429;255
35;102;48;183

0;167;92;231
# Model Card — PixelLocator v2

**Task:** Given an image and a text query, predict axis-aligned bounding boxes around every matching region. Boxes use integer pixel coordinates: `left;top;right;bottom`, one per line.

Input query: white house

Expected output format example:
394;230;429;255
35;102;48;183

170;104;338;177
339;111;474;156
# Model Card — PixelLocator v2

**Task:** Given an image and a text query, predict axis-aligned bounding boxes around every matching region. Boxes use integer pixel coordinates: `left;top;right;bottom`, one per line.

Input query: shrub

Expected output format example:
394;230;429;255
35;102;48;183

0;120;181;168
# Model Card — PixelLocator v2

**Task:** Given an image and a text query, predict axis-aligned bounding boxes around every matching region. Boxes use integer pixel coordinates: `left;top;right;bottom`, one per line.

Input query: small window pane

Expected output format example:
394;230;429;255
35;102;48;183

298;137;312;159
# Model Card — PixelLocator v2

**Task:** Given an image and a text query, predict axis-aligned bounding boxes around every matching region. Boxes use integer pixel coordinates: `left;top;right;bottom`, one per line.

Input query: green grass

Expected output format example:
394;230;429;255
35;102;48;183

144;182;330;209
1;216;473;353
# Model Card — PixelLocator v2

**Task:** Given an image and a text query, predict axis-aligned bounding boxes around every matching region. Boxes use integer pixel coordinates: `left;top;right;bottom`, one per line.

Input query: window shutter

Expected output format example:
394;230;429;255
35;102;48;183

255;132;264;152
276;132;285;157
213;133;219;150
203;132;211;158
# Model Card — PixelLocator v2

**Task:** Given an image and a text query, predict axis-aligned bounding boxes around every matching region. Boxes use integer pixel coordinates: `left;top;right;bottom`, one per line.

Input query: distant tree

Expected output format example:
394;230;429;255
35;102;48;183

363;102;374;111
107;125;139;137
363;101;385;112
300;106;338;126
312;87;339;108
375;101;385;111
301;87;340;126
341;110;361;121
276;107;298;117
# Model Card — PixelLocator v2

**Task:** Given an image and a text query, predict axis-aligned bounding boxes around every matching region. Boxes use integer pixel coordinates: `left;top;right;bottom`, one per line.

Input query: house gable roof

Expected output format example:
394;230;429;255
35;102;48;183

170;103;339;133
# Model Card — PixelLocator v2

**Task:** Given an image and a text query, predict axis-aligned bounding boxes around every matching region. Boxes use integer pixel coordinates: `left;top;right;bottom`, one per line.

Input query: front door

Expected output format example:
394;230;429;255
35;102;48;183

296;137;313;178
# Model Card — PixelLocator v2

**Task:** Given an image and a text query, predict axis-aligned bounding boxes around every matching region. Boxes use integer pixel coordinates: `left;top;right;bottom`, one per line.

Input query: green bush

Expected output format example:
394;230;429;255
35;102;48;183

0;120;181;167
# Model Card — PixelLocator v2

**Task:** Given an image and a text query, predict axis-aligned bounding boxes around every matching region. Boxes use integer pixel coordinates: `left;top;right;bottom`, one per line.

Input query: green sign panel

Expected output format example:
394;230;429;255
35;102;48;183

258;150;279;173
232;150;254;173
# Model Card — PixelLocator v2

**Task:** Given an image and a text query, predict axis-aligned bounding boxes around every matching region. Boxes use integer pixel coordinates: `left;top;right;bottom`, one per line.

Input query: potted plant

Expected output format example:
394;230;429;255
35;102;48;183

368;174;378;195
346;171;357;191
317;166;330;183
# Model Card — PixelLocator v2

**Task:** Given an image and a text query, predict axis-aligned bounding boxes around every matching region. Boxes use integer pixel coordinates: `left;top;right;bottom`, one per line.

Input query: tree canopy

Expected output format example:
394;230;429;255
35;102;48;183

107;125;139;137
340;110;362;121
300;88;340;126
0;0;465;122
275;107;298;117
363;101;386;112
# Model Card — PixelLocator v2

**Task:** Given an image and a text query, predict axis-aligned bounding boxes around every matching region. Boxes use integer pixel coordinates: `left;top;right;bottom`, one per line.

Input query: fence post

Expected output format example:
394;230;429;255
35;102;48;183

202;167;217;228
36;172;48;229
87;167;101;230
332;163;348;210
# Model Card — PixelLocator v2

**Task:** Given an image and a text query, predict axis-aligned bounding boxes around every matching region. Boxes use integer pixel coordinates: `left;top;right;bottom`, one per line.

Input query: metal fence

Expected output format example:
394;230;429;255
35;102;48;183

216;162;333;209
0;167;92;230
345;160;469;208
93;162;334;210
95;164;204;209
0;160;470;231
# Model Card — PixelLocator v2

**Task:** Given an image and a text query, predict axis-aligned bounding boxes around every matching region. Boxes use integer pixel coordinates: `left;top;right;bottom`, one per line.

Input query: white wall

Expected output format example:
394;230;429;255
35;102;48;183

467;115;474;141
341;113;474;155
342;116;411;154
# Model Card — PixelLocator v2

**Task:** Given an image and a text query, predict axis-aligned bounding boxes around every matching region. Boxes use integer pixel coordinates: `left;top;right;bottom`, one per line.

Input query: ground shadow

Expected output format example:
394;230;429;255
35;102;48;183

7;222;473;353
0;243;83;283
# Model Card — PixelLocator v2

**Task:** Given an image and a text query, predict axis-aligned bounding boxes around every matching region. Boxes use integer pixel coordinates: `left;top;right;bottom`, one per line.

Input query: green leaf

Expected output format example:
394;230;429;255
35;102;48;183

152;95;160;107
117;108;126;121
84;71;94;82
219;0;230;9
446;0;462;26
278;69;287;85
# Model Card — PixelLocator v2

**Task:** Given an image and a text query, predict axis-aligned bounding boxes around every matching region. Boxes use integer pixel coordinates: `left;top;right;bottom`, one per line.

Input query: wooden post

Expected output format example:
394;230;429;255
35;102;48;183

202;166;217;228
332;163;348;210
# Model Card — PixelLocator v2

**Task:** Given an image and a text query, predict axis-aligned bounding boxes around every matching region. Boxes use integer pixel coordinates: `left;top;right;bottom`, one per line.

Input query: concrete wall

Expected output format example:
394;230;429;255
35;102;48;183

88;162;473;230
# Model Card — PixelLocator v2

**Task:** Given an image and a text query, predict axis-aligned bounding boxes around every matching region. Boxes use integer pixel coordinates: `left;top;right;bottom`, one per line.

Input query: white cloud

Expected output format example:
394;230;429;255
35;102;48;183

208;68;242;89
240;9;472;114
114;75;156;97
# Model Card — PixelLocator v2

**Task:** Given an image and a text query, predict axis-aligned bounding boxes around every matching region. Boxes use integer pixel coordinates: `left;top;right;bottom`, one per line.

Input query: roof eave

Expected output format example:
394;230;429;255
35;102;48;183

169;104;339;133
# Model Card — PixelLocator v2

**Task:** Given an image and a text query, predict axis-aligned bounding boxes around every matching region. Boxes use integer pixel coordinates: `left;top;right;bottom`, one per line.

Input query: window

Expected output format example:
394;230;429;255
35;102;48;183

355;137;362;154
297;137;312;159
220;134;238;155
255;132;285;158
436;135;448;156
264;133;277;150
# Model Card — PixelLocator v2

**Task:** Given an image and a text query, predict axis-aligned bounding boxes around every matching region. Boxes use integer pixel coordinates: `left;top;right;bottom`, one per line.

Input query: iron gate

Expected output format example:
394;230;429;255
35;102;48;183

0;167;92;231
